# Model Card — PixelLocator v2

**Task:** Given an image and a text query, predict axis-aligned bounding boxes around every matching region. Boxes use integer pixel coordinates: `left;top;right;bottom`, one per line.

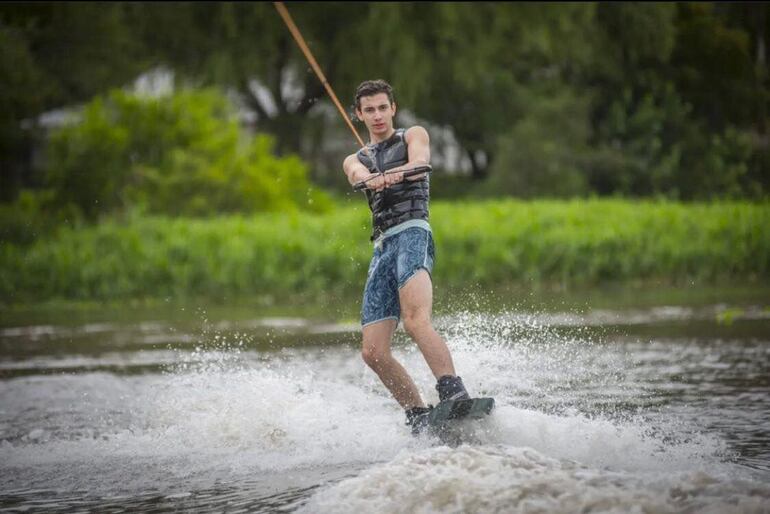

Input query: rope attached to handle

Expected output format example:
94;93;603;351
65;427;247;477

273;2;367;150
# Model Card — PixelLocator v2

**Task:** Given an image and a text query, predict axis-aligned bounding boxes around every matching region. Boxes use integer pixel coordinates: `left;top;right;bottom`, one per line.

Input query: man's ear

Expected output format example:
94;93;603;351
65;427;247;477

355;108;363;122
392;102;397;116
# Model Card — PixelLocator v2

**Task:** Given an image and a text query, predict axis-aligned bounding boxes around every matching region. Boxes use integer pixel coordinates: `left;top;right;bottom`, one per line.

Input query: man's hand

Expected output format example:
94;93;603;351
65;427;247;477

365;172;387;192
383;169;404;187
360;170;404;191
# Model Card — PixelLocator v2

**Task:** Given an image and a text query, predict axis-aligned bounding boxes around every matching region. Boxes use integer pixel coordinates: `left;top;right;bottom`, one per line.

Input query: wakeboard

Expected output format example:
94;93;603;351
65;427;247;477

427;397;495;426
425;397;495;445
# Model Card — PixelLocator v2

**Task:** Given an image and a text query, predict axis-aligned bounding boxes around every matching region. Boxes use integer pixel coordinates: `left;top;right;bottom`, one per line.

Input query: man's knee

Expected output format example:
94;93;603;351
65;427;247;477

403;309;431;338
361;343;391;370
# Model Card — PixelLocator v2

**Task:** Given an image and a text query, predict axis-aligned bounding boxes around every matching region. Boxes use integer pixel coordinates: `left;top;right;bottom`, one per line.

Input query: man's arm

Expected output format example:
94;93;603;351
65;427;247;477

346;127;431;190
386;126;431;184
344;154;388;192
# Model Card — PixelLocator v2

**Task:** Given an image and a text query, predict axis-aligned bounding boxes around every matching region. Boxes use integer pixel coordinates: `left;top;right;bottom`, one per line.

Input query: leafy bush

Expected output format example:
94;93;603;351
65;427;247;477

43;88;332;219
0;189;80;245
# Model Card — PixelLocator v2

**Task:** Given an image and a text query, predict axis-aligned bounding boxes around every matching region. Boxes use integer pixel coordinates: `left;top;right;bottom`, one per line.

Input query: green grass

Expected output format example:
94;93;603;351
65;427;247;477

1;199;768;304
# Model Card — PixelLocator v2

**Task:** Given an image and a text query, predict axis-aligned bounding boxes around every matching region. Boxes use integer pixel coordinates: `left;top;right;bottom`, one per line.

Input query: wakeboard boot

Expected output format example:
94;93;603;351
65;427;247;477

436;375;471;402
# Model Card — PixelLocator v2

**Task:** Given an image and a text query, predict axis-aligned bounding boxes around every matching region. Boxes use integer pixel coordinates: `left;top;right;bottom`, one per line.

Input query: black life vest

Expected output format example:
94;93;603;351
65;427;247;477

356;128;430;241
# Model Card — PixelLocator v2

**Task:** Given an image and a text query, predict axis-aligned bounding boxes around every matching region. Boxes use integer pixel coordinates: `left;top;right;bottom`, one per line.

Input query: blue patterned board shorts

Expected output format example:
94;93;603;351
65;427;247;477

361;227;435;327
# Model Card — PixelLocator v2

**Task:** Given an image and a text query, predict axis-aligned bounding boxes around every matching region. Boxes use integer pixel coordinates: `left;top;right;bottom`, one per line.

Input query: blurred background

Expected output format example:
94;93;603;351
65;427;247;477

0;2;768;307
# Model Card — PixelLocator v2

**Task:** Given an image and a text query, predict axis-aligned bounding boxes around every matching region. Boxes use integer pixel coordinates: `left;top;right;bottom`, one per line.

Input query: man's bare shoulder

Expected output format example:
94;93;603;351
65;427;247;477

343;153;362;169
404;125;430;143
345;152;376;179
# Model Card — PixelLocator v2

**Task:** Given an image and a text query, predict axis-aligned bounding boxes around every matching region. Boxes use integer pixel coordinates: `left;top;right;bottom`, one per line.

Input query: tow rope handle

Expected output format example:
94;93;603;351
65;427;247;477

352;165;432;191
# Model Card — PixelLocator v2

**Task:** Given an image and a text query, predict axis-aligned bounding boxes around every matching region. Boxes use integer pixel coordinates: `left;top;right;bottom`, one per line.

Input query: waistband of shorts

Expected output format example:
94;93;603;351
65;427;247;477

373;219;432;248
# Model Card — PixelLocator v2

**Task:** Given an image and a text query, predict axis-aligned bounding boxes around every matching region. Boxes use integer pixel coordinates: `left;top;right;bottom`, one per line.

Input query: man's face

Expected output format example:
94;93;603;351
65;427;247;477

356;93;396;137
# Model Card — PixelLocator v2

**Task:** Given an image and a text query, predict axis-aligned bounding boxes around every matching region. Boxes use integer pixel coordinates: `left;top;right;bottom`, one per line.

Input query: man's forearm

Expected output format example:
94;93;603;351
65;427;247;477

394;159;430;180
348;168;379;186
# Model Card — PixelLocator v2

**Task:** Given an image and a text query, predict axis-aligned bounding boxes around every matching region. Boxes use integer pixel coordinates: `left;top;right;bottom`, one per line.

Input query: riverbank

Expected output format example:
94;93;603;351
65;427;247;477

1;199;767;306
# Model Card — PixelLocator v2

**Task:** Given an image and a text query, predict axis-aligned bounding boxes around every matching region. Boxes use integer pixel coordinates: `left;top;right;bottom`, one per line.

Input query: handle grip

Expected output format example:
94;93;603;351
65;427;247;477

353;165;432;191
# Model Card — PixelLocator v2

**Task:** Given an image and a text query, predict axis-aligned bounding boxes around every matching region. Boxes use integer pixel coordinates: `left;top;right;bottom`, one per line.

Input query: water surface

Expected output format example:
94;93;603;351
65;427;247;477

1;287;768;512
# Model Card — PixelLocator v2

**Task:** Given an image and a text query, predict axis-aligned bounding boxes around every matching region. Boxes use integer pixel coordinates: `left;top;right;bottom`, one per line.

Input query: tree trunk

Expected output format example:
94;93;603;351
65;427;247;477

467;148;490;180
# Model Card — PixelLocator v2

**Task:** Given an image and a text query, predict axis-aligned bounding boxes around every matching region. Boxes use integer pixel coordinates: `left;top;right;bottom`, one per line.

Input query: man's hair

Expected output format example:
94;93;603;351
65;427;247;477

354;79;395;110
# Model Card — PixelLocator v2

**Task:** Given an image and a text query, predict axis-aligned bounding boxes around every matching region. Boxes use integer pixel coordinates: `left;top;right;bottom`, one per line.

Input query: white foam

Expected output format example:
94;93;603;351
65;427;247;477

300;445;770;514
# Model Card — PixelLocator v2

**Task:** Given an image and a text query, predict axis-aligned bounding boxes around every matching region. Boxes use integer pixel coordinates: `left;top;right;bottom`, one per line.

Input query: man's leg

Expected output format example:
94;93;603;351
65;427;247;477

361;319;425;409
400;270;471;403
399;270;456;379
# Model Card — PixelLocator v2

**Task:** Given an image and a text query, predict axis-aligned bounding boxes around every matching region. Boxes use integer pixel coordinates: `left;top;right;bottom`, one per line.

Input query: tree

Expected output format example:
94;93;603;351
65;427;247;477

125;2;374;155
588;2;766;199
2;2;767;202
0;2;147;200
364;2;597;180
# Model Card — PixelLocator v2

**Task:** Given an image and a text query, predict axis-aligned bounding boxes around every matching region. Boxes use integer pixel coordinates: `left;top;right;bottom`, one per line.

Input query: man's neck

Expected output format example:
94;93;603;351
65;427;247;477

369;127;396;145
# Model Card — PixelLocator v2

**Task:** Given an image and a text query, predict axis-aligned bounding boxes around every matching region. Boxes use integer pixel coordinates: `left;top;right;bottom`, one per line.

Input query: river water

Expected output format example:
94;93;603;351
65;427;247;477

1;288;768;513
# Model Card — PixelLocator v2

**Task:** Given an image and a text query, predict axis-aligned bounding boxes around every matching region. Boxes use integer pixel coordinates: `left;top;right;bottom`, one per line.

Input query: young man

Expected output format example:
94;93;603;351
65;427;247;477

343;79;470;434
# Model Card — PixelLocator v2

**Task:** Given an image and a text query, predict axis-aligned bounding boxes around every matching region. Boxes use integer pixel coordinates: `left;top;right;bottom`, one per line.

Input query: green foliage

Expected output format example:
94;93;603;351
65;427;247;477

596;3;677;70
0;189;81;245
580;3;768;200
587;84;690;196
44;88;332;219
374;3;597;178
2;2;768;202
679;126;756;199
716;307;744;326
0;206;372;303
0;2;147;199
2;200;767;304
587;85;760;200
484;85;591;198
0;22;49;138
673;3;759;129
431;200;769;288
124;2;373;156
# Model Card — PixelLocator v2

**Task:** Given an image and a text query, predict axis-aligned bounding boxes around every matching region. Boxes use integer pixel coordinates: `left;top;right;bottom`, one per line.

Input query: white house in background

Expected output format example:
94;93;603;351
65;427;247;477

26;67;177;131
